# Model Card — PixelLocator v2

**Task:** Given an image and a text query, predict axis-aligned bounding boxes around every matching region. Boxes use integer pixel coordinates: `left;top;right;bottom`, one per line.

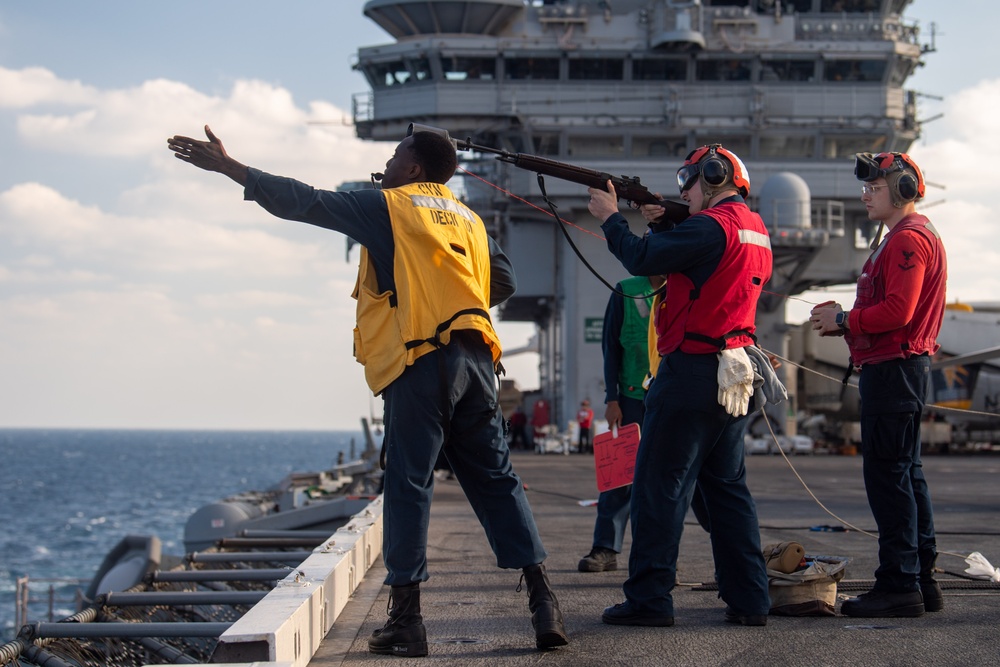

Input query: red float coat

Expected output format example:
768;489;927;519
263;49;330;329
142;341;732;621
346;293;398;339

656;202;772;355
845;213;947;366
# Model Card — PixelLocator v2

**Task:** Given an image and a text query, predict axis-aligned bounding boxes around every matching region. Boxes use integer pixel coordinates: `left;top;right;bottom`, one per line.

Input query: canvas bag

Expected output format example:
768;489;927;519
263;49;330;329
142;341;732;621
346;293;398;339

763;542;849;616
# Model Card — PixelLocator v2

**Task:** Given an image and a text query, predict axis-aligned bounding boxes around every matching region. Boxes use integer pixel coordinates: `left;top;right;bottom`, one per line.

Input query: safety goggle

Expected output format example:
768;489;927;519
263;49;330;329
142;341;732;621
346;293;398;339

676;163;700;193
854;152;918;182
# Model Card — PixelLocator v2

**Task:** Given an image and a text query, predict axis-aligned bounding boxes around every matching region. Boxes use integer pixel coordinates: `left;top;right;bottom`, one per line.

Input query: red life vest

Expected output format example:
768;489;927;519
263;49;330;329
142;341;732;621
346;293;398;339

845;214;946;366
656;202;772;355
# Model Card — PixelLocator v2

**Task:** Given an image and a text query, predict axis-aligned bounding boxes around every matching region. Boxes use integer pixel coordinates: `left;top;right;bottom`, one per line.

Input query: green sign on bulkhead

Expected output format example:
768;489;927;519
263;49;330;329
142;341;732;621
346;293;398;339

584;317;603;343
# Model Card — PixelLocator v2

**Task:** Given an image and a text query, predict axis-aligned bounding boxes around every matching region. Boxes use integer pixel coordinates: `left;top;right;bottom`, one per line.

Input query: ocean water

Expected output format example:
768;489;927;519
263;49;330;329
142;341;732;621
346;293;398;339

0;428;366;641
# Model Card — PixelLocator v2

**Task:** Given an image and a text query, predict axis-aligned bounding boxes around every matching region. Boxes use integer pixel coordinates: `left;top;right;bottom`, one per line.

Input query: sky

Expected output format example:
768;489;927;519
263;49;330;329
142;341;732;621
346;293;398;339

0;1;996;431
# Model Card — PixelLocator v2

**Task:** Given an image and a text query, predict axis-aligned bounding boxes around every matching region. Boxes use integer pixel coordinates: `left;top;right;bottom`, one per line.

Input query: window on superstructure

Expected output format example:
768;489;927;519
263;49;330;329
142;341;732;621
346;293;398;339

633;59;687;81
504;58;560;80
567;135;624;158
783;0;814;11
888;58;917;86
443;57;497;81
532;133;560;155
823;59;886;83
411;58;432;82
633;136;688;158
819;0;880;12
371;62;411;87
822;134;887;159
568;58;624;80
759;59;815;82
696;59;752;82
760;136;815;158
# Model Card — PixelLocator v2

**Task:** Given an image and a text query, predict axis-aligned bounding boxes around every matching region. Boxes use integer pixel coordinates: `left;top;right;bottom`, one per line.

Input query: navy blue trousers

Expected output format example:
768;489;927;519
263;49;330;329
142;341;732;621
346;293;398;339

623;351;769;616
380;331;547;585
858;355;937;592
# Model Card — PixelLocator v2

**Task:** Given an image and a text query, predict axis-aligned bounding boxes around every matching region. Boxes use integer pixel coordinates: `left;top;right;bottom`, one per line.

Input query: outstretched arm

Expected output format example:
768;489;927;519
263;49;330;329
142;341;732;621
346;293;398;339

167;125;249;186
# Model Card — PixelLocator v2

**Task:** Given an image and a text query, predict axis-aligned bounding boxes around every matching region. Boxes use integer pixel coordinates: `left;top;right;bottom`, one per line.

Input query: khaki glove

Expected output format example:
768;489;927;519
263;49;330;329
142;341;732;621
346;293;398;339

717;347;754;417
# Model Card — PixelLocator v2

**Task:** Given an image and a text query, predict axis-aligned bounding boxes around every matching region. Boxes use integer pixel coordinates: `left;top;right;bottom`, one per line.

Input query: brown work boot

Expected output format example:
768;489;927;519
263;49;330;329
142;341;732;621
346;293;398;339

520;563;569;650
578;547;618;572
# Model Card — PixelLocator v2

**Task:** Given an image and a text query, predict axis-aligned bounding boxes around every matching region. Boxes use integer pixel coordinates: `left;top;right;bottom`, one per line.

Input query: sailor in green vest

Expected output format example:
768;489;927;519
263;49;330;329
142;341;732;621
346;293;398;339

579;275;663;572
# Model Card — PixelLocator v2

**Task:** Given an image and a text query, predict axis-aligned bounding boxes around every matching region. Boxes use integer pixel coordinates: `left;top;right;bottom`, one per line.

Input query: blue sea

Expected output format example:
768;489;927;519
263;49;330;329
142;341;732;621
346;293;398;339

0;428;365;641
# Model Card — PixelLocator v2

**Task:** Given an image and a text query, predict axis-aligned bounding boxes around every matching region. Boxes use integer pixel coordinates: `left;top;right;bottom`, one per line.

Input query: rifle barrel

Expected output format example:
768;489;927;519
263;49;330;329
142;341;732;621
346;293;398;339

456;139;689;224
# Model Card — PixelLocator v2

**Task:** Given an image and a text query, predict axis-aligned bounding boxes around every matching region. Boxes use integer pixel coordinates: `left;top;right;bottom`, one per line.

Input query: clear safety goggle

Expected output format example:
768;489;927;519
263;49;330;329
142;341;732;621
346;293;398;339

676;163;700;194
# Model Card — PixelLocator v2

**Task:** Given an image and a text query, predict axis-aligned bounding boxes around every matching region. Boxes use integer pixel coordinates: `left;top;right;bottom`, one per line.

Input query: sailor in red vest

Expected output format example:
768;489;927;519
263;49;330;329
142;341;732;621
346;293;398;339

587;144;772;628
811;152;947;618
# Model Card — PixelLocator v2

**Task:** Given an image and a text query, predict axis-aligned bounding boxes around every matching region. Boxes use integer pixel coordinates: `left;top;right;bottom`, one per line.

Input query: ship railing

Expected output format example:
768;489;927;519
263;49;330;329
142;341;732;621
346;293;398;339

796;15;920;45
13;576;86;632
352;91;375;137
811;199;846;237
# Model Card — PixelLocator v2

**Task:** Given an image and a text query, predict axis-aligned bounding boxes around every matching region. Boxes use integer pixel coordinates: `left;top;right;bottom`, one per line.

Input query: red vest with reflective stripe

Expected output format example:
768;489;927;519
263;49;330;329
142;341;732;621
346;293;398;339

656;202;772;355
845;213;946;366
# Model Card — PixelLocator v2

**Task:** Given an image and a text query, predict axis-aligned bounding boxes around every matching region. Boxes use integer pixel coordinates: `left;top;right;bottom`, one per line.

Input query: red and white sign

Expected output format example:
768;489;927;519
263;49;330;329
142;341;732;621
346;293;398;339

593;422;640;492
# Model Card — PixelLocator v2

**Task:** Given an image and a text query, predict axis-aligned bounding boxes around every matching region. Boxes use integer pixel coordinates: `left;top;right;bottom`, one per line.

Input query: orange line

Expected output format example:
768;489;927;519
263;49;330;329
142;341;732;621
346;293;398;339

459;166;606;241
460;167;837;308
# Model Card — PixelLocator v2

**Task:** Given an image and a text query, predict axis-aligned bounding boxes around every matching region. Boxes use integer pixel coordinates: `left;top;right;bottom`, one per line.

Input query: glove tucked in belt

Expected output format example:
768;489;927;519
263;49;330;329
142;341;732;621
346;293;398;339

717;347;754;417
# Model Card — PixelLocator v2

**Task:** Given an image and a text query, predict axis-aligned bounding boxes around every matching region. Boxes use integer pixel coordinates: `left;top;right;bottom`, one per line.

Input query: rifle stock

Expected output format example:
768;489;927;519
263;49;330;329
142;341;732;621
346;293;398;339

456;139;689;225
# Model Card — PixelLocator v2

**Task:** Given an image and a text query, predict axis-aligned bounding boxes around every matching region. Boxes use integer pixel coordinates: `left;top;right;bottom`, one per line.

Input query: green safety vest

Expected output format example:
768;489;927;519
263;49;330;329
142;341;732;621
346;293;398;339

617;276;655;401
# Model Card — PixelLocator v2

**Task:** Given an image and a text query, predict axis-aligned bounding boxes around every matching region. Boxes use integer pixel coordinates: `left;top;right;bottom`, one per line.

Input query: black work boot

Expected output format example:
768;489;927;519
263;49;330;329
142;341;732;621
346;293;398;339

520;563;569;650
921;555;945;612
840;589;924;618
368;583;429;657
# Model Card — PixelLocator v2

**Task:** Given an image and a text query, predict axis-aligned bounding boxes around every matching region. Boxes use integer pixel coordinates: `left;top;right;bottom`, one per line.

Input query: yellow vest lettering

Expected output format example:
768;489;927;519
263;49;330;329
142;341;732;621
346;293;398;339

351;183;503;395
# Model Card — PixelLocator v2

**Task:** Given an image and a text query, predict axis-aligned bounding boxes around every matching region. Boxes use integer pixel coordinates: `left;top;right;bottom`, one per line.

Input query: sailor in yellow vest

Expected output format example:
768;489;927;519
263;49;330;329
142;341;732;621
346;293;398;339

166;126;568;657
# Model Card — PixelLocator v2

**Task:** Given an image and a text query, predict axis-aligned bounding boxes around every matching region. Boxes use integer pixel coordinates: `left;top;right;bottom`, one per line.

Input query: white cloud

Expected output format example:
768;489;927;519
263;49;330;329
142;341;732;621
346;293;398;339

0;65;98;108
0;66;392;428
0;182;331;278
11;66;993;428
908;78;1000;306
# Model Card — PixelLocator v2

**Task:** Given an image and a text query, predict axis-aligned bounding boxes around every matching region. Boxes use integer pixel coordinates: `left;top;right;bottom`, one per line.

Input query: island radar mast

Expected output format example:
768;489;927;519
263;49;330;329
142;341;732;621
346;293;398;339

349;0;935;434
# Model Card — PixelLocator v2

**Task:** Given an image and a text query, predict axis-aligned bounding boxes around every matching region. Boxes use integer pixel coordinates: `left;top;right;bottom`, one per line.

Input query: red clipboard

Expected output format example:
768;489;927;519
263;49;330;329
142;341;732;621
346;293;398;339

593;422;640;492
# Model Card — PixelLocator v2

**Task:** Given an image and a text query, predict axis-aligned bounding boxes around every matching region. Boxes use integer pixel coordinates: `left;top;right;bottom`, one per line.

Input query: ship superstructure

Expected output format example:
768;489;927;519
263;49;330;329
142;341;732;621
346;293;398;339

350;0;934;430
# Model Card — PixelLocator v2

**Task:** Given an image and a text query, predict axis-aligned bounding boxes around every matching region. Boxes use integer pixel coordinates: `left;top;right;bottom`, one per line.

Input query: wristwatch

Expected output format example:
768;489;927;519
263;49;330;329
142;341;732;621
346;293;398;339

835;311;849;330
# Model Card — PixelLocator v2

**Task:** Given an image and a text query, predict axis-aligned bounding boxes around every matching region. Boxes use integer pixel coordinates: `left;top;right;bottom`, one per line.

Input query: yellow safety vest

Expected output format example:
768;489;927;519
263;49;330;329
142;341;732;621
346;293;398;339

643;291;664;390
351;182;503;394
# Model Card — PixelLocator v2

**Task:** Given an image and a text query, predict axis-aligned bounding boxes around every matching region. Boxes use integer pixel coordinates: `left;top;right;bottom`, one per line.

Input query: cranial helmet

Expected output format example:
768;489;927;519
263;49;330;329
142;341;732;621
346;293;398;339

676;144;751;198
854;151;925;207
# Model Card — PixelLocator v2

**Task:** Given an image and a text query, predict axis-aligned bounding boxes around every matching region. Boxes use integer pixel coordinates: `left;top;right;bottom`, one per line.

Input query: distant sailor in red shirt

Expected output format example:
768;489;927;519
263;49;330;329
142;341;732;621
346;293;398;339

576;399;594;453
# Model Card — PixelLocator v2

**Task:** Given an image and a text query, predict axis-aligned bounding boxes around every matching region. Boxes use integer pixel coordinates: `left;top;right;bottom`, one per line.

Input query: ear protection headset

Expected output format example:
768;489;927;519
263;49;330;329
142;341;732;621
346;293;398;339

854;152;925;207
677;144;751;197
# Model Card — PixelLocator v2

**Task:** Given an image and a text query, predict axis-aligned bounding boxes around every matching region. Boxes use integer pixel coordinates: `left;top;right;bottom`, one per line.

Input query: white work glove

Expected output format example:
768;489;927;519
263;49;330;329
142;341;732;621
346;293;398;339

965;551;1000;582
717;347;754;417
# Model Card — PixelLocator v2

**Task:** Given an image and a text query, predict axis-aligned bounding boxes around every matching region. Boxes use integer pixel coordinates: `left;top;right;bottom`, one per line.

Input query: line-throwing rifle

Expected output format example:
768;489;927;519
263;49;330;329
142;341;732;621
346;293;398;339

406;123;689;226
405;123;673;295
454;138;689;226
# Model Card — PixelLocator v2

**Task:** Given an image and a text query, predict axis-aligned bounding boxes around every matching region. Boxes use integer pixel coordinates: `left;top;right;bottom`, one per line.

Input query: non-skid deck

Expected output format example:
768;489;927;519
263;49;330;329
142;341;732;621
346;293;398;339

311;452;1000;666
